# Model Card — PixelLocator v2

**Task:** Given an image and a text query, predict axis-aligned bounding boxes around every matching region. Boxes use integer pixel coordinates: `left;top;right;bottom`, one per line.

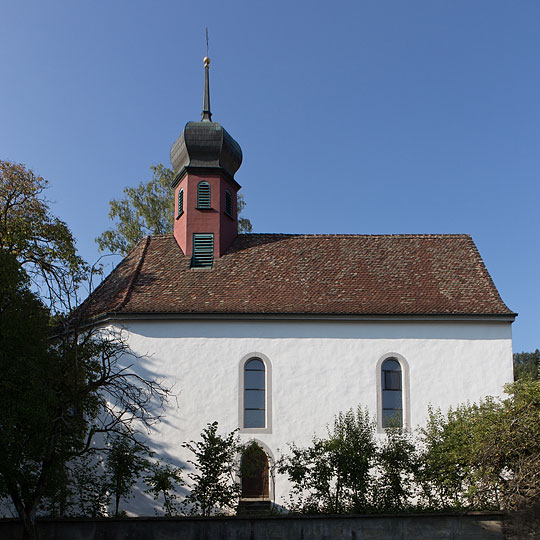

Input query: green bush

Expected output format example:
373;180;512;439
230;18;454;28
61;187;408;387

278;407;377;513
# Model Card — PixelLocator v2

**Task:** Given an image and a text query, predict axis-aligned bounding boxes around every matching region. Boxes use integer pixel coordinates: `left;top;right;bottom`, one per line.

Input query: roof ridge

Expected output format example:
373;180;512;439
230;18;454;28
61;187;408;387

149;232;473;240
237;233;472;239
118;235;150;310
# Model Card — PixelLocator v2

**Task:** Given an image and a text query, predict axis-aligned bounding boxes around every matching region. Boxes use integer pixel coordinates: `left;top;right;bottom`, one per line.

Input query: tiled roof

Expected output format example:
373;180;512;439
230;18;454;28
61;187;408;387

82;233;514;320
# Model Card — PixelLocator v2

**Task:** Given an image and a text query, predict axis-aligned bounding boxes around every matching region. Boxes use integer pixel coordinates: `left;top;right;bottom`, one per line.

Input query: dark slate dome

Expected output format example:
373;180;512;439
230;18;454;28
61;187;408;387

170;56;242;181
169;121;242;179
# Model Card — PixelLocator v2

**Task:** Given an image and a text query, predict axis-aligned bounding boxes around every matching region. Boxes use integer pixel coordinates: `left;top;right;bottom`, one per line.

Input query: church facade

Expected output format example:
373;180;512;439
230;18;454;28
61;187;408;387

85;57;515;512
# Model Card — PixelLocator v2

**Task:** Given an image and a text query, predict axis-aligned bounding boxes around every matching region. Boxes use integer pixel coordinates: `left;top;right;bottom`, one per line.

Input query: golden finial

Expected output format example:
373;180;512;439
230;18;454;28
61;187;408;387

204;56;210;68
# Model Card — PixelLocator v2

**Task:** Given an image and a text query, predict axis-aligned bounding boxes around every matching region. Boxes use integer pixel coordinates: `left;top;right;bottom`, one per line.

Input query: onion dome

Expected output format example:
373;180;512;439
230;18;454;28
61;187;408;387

170;57;243;184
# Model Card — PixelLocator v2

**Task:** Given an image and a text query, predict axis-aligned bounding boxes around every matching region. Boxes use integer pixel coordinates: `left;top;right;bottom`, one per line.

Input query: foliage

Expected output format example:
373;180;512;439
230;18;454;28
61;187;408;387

279;388;540;515
237;192;252;233
475;379;540;510
0;250;170;539
416;404;482;510
417;380;540;512
182;422;240;516
68;455;109;518
105;434;150;517
513;350;540;381
278;407;376;514
0;160;88;310
144;461;184;516
96;163;253;256
373;427;418;512
96;164;175;256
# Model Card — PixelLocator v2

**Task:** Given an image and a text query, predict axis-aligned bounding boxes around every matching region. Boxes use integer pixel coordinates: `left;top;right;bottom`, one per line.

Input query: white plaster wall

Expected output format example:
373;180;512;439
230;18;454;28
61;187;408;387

115;318;513;513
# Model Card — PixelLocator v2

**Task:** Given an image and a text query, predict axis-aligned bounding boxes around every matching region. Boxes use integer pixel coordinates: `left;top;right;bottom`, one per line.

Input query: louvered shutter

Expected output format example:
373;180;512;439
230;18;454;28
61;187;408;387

197;182;211;208
225;190;233;217
191;234;214;268
177;189;184;217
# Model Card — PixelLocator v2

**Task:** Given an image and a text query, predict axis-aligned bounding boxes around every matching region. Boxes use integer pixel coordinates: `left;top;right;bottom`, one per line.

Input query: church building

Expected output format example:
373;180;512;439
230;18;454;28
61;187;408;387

85;57;515;512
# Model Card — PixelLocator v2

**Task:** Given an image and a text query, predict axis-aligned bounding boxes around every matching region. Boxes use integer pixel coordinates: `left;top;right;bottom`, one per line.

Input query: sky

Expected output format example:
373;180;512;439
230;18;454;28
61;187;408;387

1;1;538;353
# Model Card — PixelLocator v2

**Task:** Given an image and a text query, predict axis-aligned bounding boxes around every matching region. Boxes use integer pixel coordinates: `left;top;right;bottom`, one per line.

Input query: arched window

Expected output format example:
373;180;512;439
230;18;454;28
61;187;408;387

197;181;211;208
381;357;403;428
244;358;265;428
225;189;233;217
177;188;184;218
239;354;272;433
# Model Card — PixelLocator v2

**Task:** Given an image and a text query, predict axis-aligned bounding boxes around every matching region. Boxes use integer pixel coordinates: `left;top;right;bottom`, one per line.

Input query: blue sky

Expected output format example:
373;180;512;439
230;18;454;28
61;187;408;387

1;1;538;352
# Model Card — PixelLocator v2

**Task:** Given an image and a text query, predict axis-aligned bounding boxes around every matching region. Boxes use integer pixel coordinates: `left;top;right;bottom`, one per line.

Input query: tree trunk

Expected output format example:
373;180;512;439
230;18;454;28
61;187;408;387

21;509;39;540
7;485;39;540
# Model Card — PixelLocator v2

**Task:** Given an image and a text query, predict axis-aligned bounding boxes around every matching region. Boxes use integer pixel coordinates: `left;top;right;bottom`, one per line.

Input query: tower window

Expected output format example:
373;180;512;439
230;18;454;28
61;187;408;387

197;181;211;209
191;233;214;268
177;188;184;218
225;189;233;217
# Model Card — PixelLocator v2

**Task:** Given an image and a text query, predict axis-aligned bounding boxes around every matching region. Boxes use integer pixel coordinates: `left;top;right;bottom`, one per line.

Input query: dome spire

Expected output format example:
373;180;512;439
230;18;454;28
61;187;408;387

202;29;212;122
201;56;212;122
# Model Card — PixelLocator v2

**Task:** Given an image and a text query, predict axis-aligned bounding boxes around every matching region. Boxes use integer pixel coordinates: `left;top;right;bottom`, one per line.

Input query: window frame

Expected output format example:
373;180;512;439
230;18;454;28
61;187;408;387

238;353;272;434
376;353;410;432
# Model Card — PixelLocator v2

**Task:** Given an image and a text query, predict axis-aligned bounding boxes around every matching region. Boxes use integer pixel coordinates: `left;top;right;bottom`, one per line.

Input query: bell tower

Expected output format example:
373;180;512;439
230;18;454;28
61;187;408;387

169;56;243;267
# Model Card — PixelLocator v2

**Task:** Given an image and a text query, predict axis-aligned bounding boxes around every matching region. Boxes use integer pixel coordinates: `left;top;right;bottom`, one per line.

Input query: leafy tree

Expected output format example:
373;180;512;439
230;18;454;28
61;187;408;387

96;164;174;256
373;428;418;512
474;379;540;511
0;160;88;310
105;434;150;517
0;251;57;537
417;381;540;513
96;164;253;256
68;454;109;518
236;192;252;234
0;251;170;539
513;350;540;381
278;407;376;514
182;422;240;516
144;461;184;516
416;403;490;510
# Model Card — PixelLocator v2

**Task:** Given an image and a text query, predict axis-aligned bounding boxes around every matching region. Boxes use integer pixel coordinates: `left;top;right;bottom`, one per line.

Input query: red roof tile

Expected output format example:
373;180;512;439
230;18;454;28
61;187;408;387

82;234;514;319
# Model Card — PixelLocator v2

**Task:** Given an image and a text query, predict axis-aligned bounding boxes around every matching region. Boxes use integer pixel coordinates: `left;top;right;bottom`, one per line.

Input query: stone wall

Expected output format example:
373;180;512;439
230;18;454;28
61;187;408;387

0;512;504;540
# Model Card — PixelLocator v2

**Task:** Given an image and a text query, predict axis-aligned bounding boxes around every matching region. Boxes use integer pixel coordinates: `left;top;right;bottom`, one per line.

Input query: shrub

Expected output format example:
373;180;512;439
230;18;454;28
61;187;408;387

182;422;240;516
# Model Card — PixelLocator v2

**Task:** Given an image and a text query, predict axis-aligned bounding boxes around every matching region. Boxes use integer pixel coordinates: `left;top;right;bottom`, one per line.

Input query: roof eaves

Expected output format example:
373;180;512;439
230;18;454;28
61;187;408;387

91;311;517;324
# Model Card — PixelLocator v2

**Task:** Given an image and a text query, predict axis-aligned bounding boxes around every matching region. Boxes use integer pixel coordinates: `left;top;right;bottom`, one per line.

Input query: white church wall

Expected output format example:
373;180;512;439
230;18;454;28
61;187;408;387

116;318;513;513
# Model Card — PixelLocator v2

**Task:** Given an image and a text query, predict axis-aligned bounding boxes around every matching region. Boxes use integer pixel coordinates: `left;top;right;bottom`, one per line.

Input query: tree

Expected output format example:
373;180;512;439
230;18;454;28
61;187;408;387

0;255;170;538
416;403;494;510
473;379;540;511
0;161;88;310
278;407;376;514
182;422;240;516
144;461;184;516
68;454;109;518
96;164;253;256
416;380;540;514
105;434;150;517
513;350;540;381
236;192;252;234
373;427;418;512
